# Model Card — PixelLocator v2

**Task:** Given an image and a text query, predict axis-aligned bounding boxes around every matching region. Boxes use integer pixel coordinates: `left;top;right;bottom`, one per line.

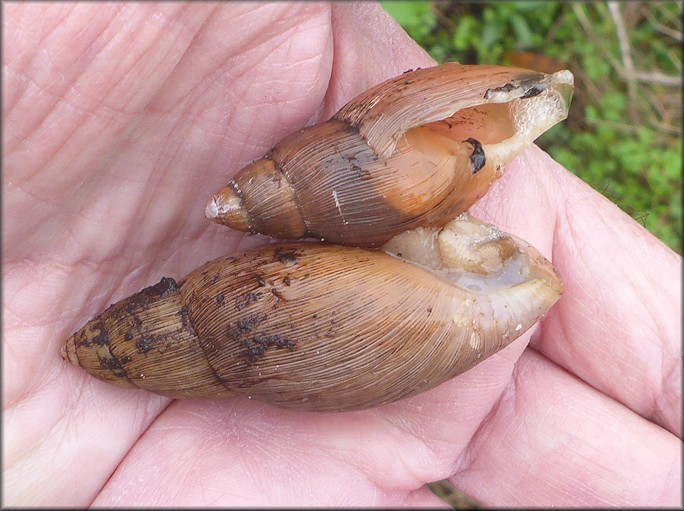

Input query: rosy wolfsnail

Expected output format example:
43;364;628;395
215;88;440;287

206;64;573;246
61;64;573;412
62;214;563;411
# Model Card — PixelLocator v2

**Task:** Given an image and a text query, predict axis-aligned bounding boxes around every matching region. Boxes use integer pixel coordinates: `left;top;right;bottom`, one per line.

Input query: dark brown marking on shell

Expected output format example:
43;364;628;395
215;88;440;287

154;277;178;297
484;82;516;99
224;312;297;363
274;247;298;264
120;277;178;312
101;357;124;371
73;314;132;383
241;335;297;364
179;306;197;336
117;354;133;365
97;342;129;380
216;293;225;304
271;287;285;303
91;322;109;346
283;276;291;286
135;336;155;354
329;109;365;142
235;291;264;311
464;138;486;174
255;275;266;287
348;154;371;179
226;313;268;343
522;84;546;98
484;73;550;100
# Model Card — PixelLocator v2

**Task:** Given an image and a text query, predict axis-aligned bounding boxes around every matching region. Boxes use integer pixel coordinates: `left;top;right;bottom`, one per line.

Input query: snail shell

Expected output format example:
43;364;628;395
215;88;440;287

62;214;562;412
206;64;574;246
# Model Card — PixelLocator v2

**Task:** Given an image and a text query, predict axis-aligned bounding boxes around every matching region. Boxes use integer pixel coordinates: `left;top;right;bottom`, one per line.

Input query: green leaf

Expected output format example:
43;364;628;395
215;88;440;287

510;13;533;47
452;16;479;51
381;1;433;26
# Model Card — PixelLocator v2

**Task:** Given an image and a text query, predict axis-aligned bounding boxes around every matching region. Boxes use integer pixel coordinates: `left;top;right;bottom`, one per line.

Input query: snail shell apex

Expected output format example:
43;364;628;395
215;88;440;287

207;64;574;246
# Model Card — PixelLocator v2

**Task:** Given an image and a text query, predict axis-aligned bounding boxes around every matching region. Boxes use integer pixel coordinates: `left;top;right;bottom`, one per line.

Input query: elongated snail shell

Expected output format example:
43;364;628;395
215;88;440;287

62;64;573;412
62;214;563;412
206;64;574;247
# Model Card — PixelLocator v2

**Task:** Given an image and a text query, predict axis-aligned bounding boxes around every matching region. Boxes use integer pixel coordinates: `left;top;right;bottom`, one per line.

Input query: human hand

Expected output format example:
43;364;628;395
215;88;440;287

3;2;680;507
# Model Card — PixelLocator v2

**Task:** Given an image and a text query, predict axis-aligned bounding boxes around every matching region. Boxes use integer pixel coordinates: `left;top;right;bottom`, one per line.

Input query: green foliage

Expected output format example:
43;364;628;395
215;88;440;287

449;2;559;63
549;123;682;251
382;1;683;254
381;2;436;41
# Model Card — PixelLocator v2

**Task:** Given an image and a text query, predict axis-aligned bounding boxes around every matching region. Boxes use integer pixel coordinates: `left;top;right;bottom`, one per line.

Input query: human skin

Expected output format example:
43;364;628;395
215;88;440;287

3;2;681;507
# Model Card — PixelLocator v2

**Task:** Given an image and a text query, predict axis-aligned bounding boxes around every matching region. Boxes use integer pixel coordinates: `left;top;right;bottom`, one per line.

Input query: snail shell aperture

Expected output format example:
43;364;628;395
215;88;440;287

62;214;563;412
62;64;573;412
206;64;574;247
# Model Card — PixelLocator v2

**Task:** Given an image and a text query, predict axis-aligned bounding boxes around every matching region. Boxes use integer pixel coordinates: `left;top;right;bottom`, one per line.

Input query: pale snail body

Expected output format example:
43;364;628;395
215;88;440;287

62;64;574;412
62;215;563;412
206;64;574;246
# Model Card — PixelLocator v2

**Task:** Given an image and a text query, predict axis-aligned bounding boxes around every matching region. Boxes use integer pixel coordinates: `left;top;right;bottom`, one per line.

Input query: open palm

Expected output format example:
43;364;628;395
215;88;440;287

4;3;680;507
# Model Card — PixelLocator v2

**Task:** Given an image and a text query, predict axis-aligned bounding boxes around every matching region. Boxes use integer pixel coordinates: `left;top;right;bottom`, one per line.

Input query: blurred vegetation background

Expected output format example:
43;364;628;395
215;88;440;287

382;1;682;255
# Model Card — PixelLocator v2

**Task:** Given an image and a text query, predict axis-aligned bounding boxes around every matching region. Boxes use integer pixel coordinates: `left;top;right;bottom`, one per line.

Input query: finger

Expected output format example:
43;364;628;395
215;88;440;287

548;163;681;436
475;147;681;436
449;349;681;507
324;2;433;116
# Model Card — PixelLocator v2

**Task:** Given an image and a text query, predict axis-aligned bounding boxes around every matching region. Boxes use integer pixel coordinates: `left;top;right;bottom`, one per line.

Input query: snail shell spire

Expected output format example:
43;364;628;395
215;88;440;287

207;158;307;239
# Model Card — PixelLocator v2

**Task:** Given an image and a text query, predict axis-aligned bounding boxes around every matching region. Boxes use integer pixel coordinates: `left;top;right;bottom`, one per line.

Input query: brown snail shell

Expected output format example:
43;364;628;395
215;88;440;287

206;64;574;247
62;214;563;412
